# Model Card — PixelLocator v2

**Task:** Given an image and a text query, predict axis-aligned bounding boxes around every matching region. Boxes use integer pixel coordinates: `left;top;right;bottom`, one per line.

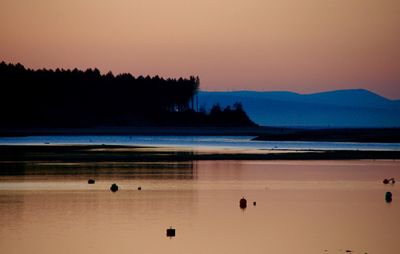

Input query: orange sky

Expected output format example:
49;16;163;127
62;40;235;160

1;0;399;98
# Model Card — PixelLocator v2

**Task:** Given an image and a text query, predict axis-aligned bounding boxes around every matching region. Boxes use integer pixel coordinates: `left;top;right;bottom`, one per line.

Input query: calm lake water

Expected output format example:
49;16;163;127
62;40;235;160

0;160;399;254
1;135;400;150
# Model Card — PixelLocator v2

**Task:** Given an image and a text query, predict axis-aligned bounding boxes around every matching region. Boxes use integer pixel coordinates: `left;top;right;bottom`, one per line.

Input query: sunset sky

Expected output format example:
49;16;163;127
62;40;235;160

1;0;399;98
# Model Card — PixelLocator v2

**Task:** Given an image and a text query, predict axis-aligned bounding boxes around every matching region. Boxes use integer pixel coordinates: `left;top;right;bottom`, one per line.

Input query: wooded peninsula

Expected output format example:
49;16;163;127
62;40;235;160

0;62;255;128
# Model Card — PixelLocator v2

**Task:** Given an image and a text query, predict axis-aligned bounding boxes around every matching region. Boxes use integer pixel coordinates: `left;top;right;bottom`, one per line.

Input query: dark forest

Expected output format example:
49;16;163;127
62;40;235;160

0;62;255;128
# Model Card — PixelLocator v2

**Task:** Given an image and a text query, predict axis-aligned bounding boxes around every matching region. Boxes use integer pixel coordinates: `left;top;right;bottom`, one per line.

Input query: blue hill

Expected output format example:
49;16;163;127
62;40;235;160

198;89;400;127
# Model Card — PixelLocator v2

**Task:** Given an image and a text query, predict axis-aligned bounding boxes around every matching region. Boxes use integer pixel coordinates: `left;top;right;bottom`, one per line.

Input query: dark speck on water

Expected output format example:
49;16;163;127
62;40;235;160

110;183;118;192
383;178;395;184
166;227;175;237
385;191;392;203
240;197;247;209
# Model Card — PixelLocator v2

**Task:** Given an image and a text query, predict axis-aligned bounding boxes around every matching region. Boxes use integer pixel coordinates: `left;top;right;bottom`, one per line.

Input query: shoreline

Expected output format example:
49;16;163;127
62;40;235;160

1;144;400;162
1;126;400;143
253;127;400;143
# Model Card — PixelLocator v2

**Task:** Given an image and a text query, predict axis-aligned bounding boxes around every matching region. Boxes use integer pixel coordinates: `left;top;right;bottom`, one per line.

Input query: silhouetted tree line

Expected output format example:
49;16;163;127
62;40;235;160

0;62;255;128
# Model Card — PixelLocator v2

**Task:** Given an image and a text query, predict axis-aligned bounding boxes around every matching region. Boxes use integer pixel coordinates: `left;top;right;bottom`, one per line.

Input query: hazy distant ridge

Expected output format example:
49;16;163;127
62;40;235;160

198;89;400;127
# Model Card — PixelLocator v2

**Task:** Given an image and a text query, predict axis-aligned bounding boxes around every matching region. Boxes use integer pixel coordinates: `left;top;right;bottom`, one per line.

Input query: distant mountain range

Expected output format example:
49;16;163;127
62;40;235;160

198;89;400;127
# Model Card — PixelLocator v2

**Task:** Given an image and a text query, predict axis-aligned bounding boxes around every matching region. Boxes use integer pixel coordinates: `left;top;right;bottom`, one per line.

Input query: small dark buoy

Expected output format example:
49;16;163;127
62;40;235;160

166;227;175;237
138;186;142;190
385;191;392;203
88;179;95;184
383;179;389;184
110;183;118;192
240;197;247;209
253;201;256;206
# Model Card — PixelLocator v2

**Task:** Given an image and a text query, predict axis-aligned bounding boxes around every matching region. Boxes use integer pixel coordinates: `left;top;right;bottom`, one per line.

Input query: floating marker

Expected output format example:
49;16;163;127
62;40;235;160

383;178;395;185
138;186;142;190
240;197;247;209
253;201;256;206
385;191;392;203
88;179;95;184
166;227;175;237
110;183;119;192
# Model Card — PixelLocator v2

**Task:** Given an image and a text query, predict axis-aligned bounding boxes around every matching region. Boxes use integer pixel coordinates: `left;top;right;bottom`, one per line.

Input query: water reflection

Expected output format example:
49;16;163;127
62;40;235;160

0;161;197;180
0;161;400;254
